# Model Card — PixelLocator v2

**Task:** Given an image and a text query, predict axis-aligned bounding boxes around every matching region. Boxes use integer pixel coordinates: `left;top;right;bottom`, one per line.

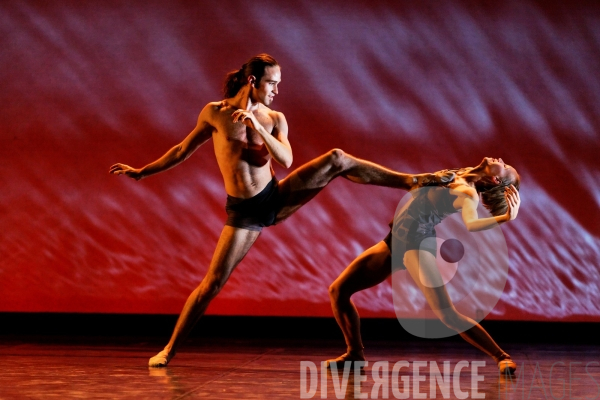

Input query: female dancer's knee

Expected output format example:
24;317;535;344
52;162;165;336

328;280;351;303
197;278;225;301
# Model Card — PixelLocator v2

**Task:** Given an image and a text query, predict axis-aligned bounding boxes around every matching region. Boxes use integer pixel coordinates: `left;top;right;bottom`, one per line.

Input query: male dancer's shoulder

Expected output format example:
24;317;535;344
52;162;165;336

264;107;286;127
208;100;228;111
201;100;232;122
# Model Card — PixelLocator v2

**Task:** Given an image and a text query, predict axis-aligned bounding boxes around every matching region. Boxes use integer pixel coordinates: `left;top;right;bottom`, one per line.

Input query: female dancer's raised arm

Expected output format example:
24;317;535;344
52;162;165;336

456;184;520;232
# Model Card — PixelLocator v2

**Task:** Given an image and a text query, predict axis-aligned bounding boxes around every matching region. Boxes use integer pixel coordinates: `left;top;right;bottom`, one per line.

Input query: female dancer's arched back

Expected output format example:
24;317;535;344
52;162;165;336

326;157;521;374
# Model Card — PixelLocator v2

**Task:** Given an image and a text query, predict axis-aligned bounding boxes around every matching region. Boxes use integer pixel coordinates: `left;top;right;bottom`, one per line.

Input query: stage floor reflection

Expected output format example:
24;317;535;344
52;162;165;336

1;336;598;399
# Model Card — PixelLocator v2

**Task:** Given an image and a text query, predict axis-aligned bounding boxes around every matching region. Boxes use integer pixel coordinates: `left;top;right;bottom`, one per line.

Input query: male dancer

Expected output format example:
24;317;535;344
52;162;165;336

109;54;453;367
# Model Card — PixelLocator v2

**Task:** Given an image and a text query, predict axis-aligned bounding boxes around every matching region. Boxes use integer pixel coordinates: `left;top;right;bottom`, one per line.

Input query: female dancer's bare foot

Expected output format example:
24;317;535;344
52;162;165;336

325;350;366;369
148;349;175;368
494;352;517;375
498;359;517;375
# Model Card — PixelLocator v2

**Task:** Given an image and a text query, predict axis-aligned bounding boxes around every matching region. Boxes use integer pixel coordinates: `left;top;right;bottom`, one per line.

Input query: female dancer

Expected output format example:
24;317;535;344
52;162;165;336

326;157;521;374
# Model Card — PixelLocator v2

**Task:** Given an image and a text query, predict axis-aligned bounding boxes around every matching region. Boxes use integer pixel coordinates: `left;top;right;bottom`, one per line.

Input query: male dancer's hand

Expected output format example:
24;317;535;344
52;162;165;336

232;109;263;132
109;163;143;180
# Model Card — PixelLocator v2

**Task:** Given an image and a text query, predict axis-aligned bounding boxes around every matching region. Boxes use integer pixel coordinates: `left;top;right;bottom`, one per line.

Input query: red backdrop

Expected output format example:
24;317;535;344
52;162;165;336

1;0;599;321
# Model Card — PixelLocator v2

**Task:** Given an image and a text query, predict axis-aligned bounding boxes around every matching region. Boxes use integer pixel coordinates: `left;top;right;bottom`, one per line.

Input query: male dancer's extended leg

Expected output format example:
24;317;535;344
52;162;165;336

275;149;453;221
326;241;392;368
149;226;260;367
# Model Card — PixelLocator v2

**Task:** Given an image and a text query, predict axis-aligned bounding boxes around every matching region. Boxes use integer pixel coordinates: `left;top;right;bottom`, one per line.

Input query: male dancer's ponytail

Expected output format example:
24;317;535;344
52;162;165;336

222;54;279;98
223;68;245;99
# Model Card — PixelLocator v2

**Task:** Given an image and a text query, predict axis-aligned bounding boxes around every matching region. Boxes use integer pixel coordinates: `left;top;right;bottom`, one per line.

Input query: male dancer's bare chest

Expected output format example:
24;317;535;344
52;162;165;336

216;112;275;148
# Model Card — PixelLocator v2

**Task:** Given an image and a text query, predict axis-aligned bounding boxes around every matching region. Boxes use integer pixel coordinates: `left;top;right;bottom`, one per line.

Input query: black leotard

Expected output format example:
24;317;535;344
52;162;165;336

384;187;459;269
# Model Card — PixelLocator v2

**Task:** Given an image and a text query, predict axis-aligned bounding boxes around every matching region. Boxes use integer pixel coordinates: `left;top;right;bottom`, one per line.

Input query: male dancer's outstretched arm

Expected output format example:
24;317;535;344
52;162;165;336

109;106;214;180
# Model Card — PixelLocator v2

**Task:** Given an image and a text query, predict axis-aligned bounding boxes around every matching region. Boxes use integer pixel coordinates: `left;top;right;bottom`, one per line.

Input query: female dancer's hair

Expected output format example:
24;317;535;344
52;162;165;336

223;54;279;98
449;167;521;217
479;173;521;216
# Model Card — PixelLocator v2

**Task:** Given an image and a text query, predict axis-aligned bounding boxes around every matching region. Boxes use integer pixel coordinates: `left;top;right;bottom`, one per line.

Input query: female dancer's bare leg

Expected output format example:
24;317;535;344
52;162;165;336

403;250;516;373
326;241;392;368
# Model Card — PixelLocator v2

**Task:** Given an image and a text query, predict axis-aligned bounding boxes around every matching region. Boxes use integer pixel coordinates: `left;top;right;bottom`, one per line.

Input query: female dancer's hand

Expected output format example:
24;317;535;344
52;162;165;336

505;184;520;221
109;163;143;181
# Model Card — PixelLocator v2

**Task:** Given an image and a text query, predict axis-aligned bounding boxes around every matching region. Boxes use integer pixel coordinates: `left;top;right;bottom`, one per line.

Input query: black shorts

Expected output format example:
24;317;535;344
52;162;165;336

225;178;285;232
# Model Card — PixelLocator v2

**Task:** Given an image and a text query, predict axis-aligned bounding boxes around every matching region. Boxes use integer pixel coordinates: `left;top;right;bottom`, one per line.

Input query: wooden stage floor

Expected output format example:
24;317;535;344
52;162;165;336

1;336;598;399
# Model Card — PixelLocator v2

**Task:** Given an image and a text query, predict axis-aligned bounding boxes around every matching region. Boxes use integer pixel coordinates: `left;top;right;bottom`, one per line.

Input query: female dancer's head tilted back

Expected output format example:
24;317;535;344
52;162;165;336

450;157;520;217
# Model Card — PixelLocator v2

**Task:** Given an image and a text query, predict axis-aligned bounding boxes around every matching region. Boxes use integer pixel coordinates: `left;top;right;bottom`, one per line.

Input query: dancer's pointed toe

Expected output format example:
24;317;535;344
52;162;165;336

498;359;517;375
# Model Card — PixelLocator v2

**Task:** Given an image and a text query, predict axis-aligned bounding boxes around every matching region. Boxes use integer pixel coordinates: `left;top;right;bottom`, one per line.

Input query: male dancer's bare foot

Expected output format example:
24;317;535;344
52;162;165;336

149;349;175;368
412;170;456;189
325;350;366;369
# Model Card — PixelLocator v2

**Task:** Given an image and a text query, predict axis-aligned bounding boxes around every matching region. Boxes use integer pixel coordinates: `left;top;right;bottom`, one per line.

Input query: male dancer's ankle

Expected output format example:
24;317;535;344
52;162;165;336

411;173;438;189
346;346;365;358
325;346;366;369
412;170;456;189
